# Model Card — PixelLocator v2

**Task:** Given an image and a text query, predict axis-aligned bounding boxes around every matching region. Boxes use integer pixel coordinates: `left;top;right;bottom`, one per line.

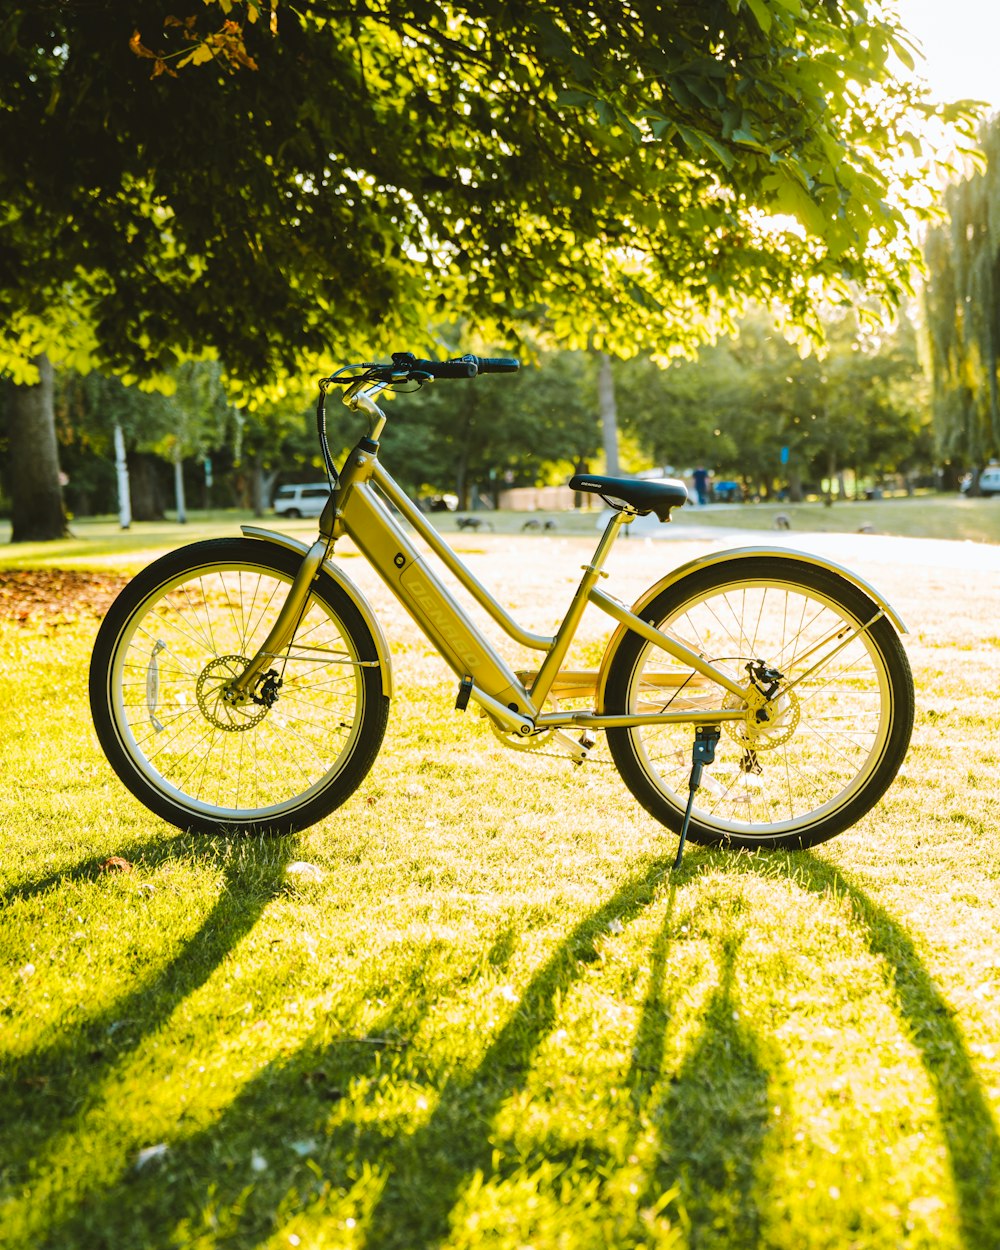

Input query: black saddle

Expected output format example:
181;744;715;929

569;474;689;522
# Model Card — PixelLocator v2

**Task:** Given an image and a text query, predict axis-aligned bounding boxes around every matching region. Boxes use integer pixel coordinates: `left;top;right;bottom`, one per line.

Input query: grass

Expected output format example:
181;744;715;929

1;511;999;1249
6;490;1000;557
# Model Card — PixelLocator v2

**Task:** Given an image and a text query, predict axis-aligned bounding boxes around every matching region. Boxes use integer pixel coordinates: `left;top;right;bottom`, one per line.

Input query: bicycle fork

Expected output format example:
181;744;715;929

221;537;331;707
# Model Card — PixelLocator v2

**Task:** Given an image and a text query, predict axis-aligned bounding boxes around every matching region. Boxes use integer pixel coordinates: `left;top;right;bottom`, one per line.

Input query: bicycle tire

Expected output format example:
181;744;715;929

89;538;389;835
604;557;913;850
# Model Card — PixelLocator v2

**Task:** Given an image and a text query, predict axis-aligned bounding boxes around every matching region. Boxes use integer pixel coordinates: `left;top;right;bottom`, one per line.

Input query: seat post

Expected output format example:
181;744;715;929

590;506;632;574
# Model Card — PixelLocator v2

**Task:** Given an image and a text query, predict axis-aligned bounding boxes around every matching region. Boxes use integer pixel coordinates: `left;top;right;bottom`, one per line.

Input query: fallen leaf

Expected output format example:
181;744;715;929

100;856;134;874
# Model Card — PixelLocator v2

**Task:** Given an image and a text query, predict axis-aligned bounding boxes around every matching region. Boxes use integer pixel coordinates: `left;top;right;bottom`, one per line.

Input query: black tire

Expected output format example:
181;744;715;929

89;538;389;835
604;557;914;850
284;508;302;519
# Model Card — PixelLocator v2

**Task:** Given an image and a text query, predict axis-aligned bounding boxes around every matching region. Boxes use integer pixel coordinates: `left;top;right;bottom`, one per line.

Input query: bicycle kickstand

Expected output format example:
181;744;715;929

673;725;722;872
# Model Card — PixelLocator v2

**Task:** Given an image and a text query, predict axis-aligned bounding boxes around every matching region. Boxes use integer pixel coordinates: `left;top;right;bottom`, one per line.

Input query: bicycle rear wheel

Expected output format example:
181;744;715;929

90;538;389;835
604;557;913;850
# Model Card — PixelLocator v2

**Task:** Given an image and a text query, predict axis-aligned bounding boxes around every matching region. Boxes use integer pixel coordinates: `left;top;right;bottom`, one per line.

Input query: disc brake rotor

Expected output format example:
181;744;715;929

723;685;800;751
196;655;270;732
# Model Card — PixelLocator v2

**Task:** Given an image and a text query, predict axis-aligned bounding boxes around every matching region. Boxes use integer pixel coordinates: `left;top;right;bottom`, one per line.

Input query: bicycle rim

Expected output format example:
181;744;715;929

106;557;369;824
609;566;907;843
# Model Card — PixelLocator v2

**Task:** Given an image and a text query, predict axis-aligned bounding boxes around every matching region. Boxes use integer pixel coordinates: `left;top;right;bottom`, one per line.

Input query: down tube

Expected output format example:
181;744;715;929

338;481;535;717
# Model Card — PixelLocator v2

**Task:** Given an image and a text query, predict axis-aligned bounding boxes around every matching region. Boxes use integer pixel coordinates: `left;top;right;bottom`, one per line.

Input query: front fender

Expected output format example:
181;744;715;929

241;525;392;697
595;545;907;712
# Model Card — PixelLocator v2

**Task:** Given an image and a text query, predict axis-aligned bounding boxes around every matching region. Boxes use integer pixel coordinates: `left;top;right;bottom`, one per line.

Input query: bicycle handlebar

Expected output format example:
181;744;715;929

406;357;478;378
390;352;520;379
316;350;520;485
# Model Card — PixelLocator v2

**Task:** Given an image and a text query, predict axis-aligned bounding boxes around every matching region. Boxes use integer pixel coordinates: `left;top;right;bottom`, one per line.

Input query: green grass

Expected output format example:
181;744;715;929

671;493;1000;543
1;519;999;1250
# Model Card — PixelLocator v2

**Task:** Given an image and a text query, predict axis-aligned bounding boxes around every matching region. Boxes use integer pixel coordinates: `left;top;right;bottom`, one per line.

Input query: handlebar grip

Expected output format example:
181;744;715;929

410;357;478;378
470;356;520;374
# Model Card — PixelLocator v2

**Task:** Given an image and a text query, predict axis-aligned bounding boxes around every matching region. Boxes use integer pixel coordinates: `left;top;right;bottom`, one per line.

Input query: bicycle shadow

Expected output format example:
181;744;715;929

17;846;1000;1250
2;831;298;1220
27;857;675;1248
627;915;774;1248
25;912;526;1248
730;849;1000;1250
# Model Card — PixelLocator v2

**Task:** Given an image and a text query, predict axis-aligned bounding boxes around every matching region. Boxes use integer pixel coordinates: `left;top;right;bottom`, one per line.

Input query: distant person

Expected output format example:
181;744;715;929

692;466;710;506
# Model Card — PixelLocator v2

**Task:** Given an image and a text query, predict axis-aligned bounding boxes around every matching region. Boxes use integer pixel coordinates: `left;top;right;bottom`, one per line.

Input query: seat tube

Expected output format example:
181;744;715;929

530;510;628;704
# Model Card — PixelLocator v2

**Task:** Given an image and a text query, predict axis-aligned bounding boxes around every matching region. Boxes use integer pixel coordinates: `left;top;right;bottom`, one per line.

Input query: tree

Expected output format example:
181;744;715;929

616;306;928;499
53;360;236;520
0;1;976;391
1;356;68;540
382;344;600;507
0;1;978;540
922;117;1000;483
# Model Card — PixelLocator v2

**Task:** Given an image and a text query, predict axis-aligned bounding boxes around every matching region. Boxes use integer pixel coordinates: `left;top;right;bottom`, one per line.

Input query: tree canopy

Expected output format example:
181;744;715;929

0;0;974;393
615;305;926;498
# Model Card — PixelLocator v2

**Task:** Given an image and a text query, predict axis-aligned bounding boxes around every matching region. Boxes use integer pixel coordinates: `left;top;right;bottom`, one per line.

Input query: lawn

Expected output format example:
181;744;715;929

1;512;999;1250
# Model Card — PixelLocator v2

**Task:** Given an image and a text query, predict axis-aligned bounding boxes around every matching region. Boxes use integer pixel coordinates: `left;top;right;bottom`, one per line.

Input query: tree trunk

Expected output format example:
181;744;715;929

114;423;132;529
173;445;187;523
6;355;68;542
250;457;278;517
455;447;469;511
597;352;620;476
573;457;591;508
128;452;167;521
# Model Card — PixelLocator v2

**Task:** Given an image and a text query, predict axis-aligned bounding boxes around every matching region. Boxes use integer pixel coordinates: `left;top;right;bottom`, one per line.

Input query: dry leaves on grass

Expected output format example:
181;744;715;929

0;570;127;626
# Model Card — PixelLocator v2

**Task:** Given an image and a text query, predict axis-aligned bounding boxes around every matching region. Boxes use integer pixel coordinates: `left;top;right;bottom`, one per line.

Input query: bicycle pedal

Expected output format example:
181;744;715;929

578;730;597;751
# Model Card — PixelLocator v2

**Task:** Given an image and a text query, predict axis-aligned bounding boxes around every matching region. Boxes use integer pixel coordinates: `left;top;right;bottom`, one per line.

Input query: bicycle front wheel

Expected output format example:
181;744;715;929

604;557;913;850
90;538;389;835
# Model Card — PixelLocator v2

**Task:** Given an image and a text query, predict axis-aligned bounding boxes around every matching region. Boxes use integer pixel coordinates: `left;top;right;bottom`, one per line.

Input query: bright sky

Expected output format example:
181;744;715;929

894;0;999;109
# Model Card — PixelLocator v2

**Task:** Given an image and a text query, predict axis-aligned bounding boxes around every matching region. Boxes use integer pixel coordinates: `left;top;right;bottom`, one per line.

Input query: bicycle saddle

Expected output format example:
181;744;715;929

569;474;689;522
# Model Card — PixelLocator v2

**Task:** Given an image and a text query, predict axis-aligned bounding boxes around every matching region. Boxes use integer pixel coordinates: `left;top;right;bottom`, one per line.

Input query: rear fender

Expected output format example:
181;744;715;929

595;545;906;712
241;525;392;697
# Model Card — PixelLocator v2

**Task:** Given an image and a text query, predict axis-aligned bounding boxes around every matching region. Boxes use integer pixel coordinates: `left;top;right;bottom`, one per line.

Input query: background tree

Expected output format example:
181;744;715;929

922;117;1000;486
383;346;601;507
615;306;928;500
53;361;235;520
1;357;68;541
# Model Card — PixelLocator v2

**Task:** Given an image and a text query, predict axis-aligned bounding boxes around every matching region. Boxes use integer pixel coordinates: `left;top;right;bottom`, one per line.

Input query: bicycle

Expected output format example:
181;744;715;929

89;352;914;863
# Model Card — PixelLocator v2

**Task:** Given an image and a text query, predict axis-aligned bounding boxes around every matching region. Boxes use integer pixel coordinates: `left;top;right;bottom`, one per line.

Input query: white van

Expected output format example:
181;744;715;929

978;467;1000;497
961;466;1000;497
273;483;331;519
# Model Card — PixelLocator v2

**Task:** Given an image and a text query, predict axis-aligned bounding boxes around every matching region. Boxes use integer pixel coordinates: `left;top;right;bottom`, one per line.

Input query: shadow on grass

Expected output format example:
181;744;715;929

1;831;297;1216
14;846;1000;1250
630;920;774;1250
733;850;1000;1250
25;857;674;1249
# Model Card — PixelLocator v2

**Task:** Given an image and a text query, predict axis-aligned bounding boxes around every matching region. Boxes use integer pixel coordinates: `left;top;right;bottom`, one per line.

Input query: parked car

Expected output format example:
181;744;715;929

273;483;331;518
960;467;1000;497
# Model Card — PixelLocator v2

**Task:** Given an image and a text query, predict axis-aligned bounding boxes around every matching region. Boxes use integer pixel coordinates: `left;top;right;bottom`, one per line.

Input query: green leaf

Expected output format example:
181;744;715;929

699;132;736;170
744;0;772;33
